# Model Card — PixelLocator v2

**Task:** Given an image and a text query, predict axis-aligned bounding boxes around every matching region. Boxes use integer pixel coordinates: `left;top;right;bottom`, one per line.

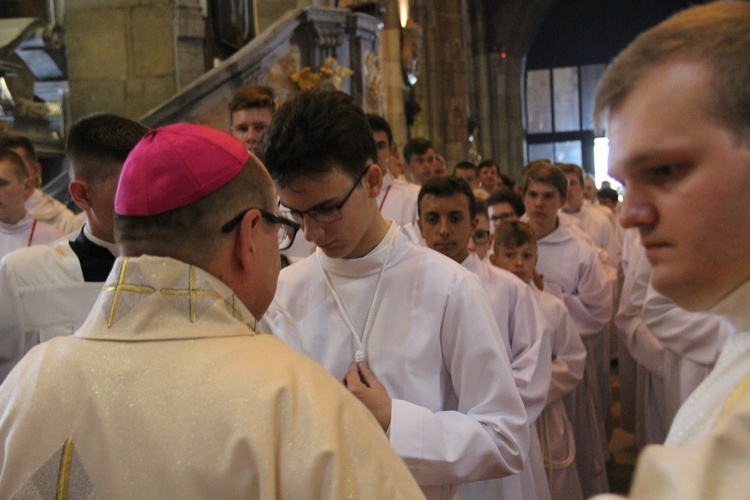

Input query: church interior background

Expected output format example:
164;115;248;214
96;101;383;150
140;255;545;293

0;0;699;206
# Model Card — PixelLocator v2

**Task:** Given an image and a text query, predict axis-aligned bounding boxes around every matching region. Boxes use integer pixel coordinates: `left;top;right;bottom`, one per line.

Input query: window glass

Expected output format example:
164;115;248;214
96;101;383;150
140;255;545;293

526;70;552;133
552;67;580;132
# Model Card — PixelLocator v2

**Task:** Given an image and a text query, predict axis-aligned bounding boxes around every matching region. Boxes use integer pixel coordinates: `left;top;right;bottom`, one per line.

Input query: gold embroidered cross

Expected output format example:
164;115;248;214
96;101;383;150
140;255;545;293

103;258;155;328
161;265;222;323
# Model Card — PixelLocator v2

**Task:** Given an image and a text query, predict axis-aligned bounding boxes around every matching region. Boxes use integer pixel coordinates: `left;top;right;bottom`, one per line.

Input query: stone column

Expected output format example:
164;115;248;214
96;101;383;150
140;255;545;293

379;0;407;152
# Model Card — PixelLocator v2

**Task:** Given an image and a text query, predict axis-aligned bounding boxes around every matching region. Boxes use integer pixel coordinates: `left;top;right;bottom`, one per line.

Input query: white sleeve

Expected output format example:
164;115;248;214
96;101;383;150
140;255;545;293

614;245;665;376
541;294;587;403
507;281;551;423
561;249;613;337
0;257;26;383
642;283;730;367
388;273;529;485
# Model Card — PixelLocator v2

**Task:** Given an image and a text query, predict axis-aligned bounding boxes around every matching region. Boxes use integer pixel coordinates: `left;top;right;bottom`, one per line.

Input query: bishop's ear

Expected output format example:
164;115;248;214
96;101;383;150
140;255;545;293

234;208;263;271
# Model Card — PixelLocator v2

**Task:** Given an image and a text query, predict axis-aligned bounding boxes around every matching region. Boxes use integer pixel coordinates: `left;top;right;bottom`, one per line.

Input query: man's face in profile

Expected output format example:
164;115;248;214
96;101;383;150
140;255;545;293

608;60;750;311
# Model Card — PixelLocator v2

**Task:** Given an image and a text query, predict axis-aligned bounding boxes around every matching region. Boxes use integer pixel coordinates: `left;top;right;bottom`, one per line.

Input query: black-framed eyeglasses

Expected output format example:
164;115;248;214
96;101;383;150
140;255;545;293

279;166;370;224
472;229;491;245
221;208;300;250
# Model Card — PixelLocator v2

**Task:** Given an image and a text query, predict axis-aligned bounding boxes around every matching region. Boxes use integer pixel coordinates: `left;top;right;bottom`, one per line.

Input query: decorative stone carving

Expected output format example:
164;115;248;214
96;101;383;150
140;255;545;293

364;50;385;116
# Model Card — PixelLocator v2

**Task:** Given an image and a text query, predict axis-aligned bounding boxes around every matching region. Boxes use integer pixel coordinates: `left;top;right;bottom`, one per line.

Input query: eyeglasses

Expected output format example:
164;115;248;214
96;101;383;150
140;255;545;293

279;166;370;224
472;229;491;245
221;208;300;250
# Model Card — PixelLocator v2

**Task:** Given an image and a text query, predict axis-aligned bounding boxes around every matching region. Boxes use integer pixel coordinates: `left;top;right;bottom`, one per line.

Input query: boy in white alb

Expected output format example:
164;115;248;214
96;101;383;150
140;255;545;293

0;133;78;234
0;149;59;261
492;220;587;500
418;176;551;500
0;115;148;382
258;89;529;500
521;161;612;497
367;114;420;229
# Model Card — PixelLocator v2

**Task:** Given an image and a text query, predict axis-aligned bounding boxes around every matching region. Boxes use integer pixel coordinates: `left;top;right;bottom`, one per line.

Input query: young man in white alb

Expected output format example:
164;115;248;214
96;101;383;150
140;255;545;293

418;176;551;500
259;89;529;499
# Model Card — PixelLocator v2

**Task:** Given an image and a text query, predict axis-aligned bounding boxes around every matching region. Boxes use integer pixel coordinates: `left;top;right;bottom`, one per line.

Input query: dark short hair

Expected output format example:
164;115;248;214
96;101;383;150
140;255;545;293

256;89;377;188
493;220;537;255
488;187;525;217
366;114;393;145
418;176;476;219
0;133;36;170
597;186;619;204
453;161;477;174
498;173;514;189
0;148;29;181
403;137;433;163
477;159;499;175
66;113;149;183
228;85;275;115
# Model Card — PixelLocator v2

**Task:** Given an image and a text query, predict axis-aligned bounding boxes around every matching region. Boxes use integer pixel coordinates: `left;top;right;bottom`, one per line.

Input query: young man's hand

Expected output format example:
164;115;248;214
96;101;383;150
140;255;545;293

343;361;392;432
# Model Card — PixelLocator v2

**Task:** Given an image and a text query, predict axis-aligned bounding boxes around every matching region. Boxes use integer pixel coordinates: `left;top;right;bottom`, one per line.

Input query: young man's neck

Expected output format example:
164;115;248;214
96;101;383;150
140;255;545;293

529;216;558;240
346;211;391;259
563;200;583;214
1;208;28;226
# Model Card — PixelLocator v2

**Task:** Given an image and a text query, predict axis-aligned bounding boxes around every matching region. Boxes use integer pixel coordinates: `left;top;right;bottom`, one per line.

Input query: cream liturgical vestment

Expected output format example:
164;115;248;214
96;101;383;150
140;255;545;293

263;223;530;500
0;256;424;499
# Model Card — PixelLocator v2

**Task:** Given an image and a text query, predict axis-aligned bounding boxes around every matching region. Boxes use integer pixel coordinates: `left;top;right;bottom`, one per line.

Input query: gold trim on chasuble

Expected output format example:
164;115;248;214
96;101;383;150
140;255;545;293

103;258;155;327
160;264;222;323
103;258;253;329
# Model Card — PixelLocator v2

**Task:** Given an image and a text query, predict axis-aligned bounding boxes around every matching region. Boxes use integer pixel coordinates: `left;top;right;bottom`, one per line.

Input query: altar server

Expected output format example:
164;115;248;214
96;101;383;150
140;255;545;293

259;89;529;499
0;114;147;382
418;176;551;500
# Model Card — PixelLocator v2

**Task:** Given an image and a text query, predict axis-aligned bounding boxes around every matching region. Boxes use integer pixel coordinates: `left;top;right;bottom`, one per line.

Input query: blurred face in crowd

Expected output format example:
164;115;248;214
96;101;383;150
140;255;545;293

231;107;273;150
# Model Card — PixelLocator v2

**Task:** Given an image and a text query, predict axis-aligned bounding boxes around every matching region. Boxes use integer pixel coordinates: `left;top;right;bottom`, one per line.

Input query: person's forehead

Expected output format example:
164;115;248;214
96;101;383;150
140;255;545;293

526;180;559;194
231;107;272;124
420;193;471;212
607;60;715;178
372;130;389;142
566;172;580;184
490;202;514;213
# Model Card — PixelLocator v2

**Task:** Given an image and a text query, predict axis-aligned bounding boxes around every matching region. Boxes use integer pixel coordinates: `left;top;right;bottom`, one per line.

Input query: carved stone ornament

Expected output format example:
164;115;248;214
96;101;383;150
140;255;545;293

364;50;385;116
266;46;354;108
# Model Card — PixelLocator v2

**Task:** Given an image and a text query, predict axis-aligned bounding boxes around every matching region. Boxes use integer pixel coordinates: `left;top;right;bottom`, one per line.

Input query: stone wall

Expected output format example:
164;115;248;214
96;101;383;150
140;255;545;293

66;0;206;121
